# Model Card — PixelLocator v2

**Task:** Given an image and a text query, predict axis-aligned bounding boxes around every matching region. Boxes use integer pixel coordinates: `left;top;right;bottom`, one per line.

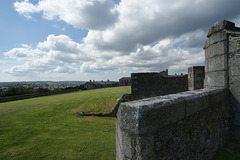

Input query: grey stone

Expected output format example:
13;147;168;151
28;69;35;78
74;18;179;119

204;71;228;88
229;53;240;77
204;31;228;49
207;20;235;37
188;66;204;91
205;54;227;72
116;121;134;160
229;35;240;54
185;91;209;116
205;41;228;59
117;103;141;134
145;98;185;133
116;88;227;160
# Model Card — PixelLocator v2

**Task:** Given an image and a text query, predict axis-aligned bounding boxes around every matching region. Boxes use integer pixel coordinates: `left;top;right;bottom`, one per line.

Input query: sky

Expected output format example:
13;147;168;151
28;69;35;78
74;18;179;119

0;0;240;82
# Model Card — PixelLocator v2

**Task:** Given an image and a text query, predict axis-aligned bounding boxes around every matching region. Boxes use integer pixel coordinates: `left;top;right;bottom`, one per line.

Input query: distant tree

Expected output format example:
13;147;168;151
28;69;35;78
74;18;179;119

4;87;32;96
38;88;49;93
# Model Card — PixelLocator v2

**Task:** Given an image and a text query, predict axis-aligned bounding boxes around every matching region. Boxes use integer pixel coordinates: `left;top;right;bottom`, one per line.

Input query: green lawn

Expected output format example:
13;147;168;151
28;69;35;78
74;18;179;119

0;86;131;160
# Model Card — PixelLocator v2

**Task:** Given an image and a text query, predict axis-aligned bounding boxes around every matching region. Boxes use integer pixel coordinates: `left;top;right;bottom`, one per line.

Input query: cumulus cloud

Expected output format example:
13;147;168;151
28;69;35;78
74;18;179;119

14;0;119;30
4;35;88;76
6;0;240;79
83;0;240;52
14;0;40;19
4;44;45;61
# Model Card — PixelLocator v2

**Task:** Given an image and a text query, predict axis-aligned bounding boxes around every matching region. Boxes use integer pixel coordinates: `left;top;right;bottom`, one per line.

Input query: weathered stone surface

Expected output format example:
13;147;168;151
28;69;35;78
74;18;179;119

145;98;185;133
118;96;186;134
116;20;240;160
153;103;227;160
131;73;188;98
228;29;240;137
204;20;240;140
204;31;228;49
205;41;228;59
205;54;227;72
188;66;204;91
116;121;135;160
116;89;227;160
184;91;209;116
207;20;236;37
204;71;228;88
229;53;240;77
117;103;141;134
229;35;240;54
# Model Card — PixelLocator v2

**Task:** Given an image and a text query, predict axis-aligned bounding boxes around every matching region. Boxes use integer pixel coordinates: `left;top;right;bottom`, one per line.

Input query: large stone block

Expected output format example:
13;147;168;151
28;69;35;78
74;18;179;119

135;134;155;160
229;35;240;54
207;20;236;37
117;103;141;134
229;53;240;77
204;71;228;88
205;54;227;72
204;31;228;49
205;41;228;59
145;97;185;133
118;96;186;134
184;91;209;116
116;121;135;160
207;89;226;110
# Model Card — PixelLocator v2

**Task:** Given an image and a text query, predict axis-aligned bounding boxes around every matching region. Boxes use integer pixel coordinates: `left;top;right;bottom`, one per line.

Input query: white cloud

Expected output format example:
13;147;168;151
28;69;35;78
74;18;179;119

14;0;41;19
83;0;240;52
3;44;45;61
6;0;240;80
14;0;119;30
4;35;89;76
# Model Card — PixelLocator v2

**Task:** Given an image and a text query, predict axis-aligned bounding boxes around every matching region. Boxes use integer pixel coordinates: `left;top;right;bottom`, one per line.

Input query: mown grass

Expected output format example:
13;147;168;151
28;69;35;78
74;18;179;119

0;86;131;160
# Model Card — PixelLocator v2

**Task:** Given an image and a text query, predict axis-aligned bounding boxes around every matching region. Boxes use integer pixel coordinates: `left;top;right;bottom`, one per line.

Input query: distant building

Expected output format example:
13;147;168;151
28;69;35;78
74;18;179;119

119;77;131;86
159;69;168;76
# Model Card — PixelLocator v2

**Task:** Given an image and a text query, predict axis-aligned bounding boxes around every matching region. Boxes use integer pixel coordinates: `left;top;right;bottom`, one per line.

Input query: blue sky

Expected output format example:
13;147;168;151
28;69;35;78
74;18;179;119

0;0;239;82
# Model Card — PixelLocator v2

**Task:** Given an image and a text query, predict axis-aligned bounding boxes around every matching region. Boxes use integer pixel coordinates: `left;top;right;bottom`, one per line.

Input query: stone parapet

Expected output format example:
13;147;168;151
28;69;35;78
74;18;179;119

131;73;188;98
116;88;227;160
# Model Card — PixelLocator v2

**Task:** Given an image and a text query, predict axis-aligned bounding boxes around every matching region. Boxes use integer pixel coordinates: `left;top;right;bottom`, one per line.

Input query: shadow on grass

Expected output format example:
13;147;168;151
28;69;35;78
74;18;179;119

214;137;240;160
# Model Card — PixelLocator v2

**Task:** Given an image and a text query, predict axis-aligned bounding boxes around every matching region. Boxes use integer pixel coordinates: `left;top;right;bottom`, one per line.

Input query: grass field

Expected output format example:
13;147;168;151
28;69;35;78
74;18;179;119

0;86;131;160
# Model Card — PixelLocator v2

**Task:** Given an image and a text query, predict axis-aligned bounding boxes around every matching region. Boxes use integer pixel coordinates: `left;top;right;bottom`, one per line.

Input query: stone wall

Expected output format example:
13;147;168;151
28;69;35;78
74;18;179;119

116;20;240;160
188;66;204;91
131;73;188;98
204;20;240;138
116;89;227;160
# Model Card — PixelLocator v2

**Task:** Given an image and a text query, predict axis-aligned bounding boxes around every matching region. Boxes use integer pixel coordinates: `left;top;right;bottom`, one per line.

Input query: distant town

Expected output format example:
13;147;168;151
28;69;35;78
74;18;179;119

0;81;85;92
0;79;131;103
0;78;131;96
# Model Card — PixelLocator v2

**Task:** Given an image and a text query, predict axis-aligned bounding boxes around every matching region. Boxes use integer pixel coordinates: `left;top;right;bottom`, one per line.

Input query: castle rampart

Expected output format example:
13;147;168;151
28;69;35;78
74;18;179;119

116;20;240;160
131;72;188;98
116;89;227;159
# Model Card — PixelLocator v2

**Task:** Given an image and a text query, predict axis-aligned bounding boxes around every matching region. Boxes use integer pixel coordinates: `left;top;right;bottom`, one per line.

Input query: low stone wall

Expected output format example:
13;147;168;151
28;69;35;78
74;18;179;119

116;88;227;160
131;73;188;98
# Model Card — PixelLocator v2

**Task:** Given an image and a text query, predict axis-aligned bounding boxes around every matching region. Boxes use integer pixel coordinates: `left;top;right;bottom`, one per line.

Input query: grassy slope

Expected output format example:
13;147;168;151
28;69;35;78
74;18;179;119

0;86;130;160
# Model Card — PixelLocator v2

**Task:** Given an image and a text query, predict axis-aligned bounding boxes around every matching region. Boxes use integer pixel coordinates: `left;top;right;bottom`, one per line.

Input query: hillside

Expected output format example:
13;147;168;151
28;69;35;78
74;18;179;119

0;86;131;160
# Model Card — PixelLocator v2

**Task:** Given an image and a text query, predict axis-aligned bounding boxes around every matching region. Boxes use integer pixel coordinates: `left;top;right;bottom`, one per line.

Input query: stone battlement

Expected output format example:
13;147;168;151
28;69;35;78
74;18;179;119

116;20;240;160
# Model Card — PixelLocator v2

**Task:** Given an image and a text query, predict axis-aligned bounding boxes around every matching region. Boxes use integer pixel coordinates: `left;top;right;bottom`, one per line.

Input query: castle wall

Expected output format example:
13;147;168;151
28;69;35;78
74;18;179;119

204;20;240;138
116;20;240;160
131;73;188;98
116;89;227;160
